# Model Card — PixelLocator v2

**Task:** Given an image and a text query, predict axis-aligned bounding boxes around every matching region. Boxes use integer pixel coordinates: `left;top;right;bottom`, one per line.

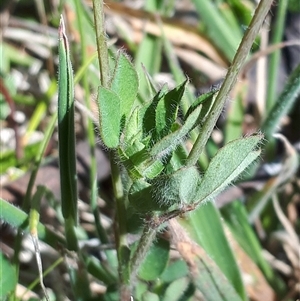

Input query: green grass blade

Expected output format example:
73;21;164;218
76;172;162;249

179;203;247;300
0;252;17;299
135;34;162;101
266;0;288;112
93;0;110;88
192;0;241;61
57;16;78;250
135;0;163;100
222;201;286;294
262;63;300;139
161;27;195;112
22;112;57;211
0;198;65;247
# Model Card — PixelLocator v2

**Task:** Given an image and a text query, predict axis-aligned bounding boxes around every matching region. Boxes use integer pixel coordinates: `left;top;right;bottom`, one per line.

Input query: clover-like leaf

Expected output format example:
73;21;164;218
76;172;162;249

194;134;263;205
111;52;139;121
151;105;202;160
151;166;200;207
142;88;166;138
184;89;217;122
162;277;190;301
155;80;188;139
118;147;143;179
97;87;121;148
137;237;170;281
128;179;168;212
123;107;143;146
142;292;160;301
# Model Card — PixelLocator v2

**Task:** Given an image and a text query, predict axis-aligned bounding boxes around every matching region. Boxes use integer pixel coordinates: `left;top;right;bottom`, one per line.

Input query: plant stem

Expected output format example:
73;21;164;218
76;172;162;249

186;0;274;167
129;223;157;287
92;0;130;296
110;152;131;297
92;0;110;88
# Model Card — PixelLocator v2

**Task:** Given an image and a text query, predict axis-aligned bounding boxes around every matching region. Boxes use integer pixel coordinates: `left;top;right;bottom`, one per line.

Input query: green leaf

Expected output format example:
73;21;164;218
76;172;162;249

194;134;262;205
179;205;246;301
222;201;285;291
151;166;200;208
0;252;17;298
262;63;300;139
155;80;187;139
97;87;121;148
138;237;169;281
128;179;167;212
57;17;78;232
160;260;189;283
134;281;149;301
162;277;190;301
143;88;167;138
184;89;217;122
128;179;153;211
119;145;165;181
142;291;160;301
118;147;144;180
151;105;202;160
192;0;241;61
0;198;65;248
141;157;165;179
184;238;243;301
123;107;142;146
111;52;139;121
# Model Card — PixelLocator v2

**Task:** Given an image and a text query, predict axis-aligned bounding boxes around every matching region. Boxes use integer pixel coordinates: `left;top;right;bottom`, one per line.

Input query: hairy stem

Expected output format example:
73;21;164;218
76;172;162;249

187;0;274;166
129;224;157;287
92;0;110;88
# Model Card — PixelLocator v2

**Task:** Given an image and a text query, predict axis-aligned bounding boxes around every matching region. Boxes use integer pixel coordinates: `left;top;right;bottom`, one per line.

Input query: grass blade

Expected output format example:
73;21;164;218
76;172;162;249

192;0;241;61
0;198;65;247
171;218;244;301
266;0;288;112
262;63;300;139
57;16;78;250
222;201;286;294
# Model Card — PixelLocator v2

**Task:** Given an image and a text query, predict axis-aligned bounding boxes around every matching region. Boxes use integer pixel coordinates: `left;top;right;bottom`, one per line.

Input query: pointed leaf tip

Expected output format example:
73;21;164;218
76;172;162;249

59;15;65;38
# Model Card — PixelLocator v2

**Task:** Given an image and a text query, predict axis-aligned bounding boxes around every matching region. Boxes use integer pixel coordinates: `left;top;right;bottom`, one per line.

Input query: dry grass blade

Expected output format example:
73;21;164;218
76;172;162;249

272;195;299;253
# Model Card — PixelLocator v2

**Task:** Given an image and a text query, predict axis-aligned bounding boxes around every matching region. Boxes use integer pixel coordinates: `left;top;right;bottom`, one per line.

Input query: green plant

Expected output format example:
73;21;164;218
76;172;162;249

1;0;299;300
